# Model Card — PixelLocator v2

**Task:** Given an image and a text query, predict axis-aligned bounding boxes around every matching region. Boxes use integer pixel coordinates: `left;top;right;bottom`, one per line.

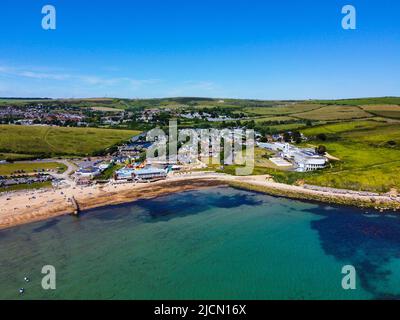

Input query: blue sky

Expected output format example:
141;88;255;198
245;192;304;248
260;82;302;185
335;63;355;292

0;0;399;99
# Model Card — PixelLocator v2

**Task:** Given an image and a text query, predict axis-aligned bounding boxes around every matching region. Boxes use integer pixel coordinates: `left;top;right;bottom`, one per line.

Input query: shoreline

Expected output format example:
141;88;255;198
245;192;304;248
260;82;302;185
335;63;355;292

1;172;400;230
0;176;227;230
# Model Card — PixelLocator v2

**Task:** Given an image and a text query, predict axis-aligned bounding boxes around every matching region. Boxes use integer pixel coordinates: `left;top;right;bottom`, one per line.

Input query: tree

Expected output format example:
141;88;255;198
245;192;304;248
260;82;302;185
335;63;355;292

316;133;327;141
292;131;302;144
316;145;327;155
283;132;291;142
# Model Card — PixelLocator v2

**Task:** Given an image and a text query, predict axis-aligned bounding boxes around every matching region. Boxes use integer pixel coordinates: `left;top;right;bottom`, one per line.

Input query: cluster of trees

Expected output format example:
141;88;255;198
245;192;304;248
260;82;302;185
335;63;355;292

282;131;302;144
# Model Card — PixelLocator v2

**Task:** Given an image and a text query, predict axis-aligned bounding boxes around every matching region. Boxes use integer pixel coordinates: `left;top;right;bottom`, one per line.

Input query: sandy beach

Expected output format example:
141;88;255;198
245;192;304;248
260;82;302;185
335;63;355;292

1;172;400;230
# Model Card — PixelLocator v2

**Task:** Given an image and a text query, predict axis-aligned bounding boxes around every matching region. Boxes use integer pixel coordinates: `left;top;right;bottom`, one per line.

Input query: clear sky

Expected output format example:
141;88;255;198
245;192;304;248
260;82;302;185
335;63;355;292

0;0;399;99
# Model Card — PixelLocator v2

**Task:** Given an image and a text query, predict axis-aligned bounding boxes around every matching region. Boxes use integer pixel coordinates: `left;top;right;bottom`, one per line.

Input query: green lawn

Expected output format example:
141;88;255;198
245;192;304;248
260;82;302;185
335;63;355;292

0;181;52;193
0;125;141;157
0;162;67;176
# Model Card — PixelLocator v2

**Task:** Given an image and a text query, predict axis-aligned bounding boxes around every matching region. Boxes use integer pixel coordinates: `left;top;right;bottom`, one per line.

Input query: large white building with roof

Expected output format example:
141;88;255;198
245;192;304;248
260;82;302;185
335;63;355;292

280;143;327;172
258;142;328;172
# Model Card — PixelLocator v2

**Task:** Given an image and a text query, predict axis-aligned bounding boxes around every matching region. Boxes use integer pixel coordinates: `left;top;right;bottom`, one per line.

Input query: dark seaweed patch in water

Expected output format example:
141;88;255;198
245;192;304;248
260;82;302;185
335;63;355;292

85;205;138;222
33;219;61;233
80;188;262;223
310;205;400;299
136;189;263;222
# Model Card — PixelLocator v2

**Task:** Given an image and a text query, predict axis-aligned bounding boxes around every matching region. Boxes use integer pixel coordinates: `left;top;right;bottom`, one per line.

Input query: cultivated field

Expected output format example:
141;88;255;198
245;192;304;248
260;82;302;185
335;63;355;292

242;103;324;116
360;105;400;119
300;120;389;136
293;105;372;121
253;116;297;123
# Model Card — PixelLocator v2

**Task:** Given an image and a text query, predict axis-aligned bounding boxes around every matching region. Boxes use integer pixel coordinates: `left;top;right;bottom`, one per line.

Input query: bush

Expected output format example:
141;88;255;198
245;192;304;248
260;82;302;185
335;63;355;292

316;133;327;141
315;145;327;155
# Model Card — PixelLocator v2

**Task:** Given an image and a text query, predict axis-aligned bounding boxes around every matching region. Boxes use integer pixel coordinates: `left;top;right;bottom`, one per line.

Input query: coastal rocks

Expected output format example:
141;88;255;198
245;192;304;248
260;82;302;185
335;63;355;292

228;181;400;213
387;188;398;198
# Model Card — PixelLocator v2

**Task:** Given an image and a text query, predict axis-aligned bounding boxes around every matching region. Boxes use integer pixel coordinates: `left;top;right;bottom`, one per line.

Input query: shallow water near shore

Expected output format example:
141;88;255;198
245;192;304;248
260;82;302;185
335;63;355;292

1;186;400;299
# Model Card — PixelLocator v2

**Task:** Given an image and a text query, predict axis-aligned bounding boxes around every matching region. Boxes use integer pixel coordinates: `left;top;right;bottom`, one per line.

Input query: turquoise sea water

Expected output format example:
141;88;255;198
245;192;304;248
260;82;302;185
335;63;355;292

1;186;400;300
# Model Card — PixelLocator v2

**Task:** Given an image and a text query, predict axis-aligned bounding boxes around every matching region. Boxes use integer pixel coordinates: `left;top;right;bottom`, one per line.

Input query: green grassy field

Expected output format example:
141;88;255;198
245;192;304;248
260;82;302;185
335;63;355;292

360;105;400;119
214;119;400;192
313;97;400;106
0;125;141;157
0;153;35;161
299;121;400;192
0;181;52;193
95;163;124;180
0;162;67;176
299;141;400;192
300;119;391;136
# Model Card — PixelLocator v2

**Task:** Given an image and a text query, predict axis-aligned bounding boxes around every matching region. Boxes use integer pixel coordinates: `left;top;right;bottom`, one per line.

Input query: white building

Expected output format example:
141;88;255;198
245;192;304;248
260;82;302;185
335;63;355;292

258;142;328;172
281;143;327;172
115;167;167;181
133;168;167;181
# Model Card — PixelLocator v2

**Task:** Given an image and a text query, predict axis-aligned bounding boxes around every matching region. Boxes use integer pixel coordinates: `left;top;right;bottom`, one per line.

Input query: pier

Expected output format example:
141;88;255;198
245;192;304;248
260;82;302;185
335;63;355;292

70;196;80;216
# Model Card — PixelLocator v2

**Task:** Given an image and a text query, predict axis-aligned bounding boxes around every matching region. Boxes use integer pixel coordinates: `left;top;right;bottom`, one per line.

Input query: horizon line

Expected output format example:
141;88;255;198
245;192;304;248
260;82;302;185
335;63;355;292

1;95;399;102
